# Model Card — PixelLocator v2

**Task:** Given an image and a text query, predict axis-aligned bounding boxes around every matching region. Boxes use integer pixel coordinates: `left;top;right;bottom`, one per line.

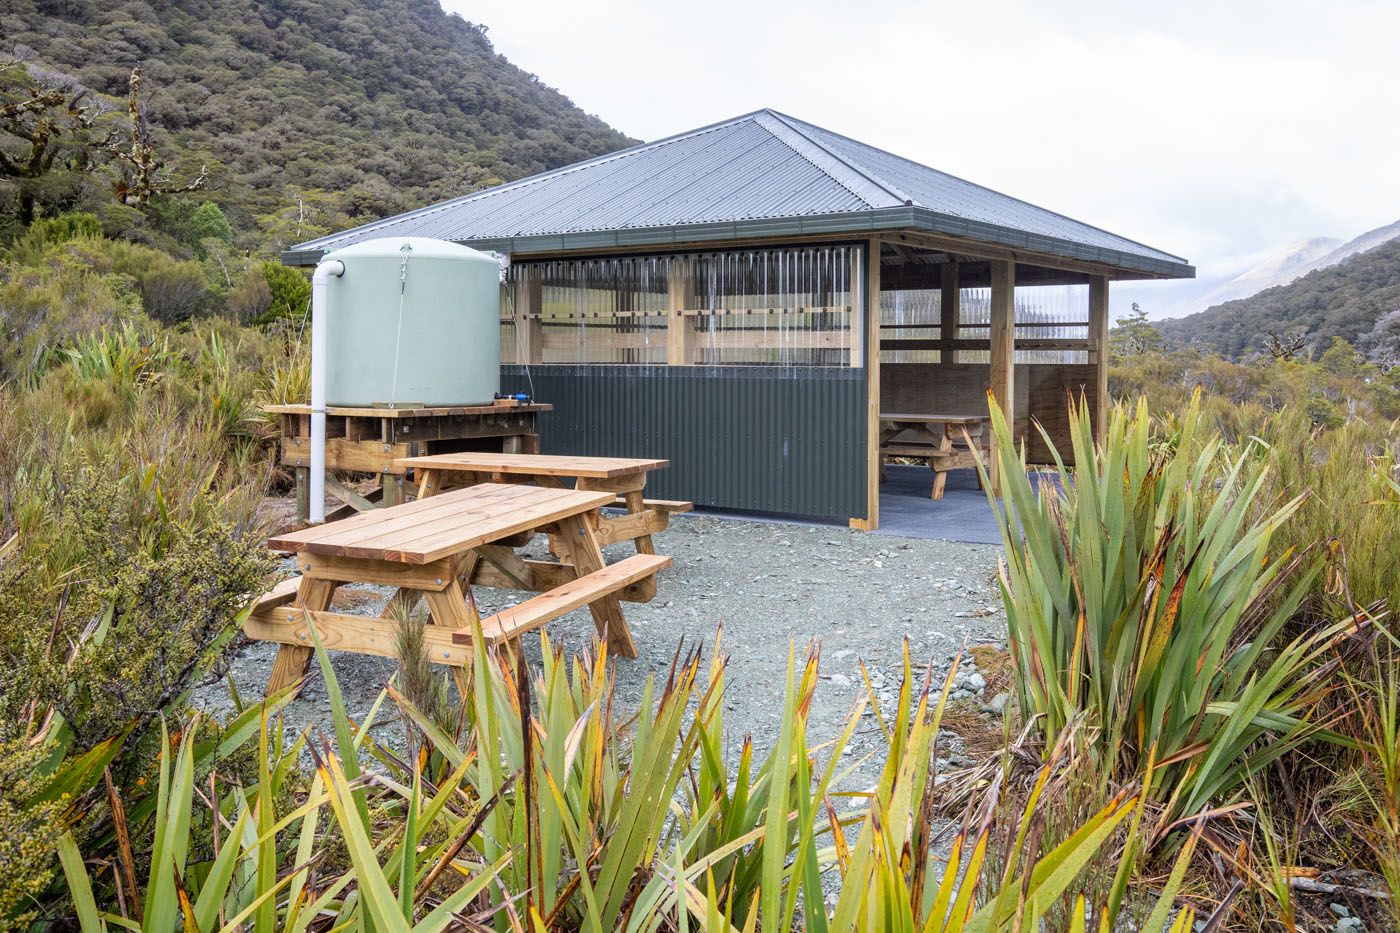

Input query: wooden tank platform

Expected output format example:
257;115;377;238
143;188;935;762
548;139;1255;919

265;401;552;521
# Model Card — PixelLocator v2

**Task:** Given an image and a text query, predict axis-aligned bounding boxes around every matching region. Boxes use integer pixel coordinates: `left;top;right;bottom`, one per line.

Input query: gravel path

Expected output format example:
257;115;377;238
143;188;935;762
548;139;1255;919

198;512;1006;787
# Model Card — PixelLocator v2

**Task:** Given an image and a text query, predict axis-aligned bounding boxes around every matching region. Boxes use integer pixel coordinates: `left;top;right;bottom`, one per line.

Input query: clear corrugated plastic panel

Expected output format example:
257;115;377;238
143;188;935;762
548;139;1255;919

880;288;938;363
1015;284;1089;363
548;256;667;365
505;246;859;367
504;257;668;364
954;284;1089;364
692;245;855;367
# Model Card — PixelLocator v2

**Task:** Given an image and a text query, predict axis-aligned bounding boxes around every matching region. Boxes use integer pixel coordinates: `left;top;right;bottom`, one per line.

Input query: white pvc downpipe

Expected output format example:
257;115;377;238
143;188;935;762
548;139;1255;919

308;259;345;523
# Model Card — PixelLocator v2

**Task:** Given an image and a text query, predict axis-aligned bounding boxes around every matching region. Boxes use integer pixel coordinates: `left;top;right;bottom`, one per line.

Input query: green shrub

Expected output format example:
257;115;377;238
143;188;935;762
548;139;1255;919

0;737;67;928
66;236;213;325
2;458;274;749
0;251;148;385
186;201;234;256
254;260;311;324
227;264;273;322
3;212;103;264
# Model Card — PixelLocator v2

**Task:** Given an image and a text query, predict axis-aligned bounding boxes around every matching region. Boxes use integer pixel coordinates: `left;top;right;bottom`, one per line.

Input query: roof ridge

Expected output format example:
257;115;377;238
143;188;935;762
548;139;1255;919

752;110;908;210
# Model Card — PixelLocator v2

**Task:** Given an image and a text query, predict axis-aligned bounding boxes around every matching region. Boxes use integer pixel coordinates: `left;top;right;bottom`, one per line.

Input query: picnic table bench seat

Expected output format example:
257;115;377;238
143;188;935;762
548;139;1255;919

472;553;670;644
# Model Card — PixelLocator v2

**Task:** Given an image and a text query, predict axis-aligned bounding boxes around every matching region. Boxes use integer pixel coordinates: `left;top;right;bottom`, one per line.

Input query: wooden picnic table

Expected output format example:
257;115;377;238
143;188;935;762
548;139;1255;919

246;483;669;695
396;452;693;556
878;413;990;499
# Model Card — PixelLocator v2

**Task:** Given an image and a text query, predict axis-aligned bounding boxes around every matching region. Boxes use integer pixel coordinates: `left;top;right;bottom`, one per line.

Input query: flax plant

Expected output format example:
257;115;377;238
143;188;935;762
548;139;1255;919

56;709;351;933
979;392;1357;838
390;620;711;930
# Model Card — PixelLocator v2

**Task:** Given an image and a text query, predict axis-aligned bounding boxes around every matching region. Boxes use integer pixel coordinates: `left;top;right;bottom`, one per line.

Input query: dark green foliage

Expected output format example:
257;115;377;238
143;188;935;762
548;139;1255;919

0;57;107;231
0;0;634;243
3;211;101;262
257;260;311;323
1160;238;1400;362
187;200;232;255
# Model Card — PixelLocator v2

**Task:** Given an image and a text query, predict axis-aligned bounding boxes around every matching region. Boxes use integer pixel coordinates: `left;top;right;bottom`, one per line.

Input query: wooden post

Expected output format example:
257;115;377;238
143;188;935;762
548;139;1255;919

851;239;882;531
381;473;404;507
666;257;697;365
513;265;542;364
939;261;960;364
294;466;310;522
988;259;1016;493
1089;274;1110;444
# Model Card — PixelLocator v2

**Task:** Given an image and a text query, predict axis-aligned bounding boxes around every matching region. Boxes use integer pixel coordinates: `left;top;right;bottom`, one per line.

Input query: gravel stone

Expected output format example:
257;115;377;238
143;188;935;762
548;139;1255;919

985;692;1012;714
197;512;1003;786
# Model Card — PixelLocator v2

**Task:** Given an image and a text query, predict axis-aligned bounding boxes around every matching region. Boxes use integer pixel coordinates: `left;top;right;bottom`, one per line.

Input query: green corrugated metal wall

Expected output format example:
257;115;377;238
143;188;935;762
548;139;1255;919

501;365;867;520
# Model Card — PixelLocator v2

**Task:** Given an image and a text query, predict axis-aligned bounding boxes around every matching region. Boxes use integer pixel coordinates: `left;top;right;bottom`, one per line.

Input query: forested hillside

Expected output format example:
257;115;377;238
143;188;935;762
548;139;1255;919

1159;237;1400;364
0;0;632;249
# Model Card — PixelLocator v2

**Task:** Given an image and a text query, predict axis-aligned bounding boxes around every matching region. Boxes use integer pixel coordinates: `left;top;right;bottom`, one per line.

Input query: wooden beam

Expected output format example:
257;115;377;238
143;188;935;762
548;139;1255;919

1089;274;1110;443
851;239;882;531
248;605;475;667
882;338;1090;352
940;262;960;364
513;265;543;364
878;230;1132;279
989;259;1016;493
666;256;697;365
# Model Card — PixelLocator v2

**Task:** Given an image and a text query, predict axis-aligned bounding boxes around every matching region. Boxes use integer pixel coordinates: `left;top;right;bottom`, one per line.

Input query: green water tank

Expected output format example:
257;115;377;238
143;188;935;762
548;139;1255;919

320;237;501;406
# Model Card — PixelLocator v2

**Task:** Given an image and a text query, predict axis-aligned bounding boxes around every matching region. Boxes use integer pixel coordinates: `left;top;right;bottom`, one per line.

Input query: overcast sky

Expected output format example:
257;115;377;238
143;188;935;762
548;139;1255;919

444;0;1400;315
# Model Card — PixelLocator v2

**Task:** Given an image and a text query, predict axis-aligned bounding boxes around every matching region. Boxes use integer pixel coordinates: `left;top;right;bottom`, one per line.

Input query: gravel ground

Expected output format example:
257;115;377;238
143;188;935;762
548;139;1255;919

196;510;1006;788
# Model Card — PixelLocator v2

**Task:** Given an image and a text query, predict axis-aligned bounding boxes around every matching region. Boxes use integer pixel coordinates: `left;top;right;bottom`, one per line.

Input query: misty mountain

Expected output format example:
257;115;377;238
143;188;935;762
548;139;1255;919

1157;235;1400;360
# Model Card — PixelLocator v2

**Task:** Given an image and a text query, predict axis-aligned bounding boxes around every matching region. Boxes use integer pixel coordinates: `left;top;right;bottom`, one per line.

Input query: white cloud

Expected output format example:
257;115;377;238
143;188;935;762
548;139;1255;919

442;0;1400;315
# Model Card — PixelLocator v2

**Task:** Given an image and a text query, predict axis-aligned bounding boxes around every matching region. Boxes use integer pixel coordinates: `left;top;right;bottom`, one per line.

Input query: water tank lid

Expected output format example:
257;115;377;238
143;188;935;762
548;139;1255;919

322;236;499;265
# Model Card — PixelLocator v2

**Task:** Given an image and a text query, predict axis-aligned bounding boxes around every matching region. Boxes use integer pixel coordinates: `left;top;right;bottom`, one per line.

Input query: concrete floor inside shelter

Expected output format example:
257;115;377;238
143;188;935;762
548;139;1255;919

874;464;1004;544
692;464;1049;546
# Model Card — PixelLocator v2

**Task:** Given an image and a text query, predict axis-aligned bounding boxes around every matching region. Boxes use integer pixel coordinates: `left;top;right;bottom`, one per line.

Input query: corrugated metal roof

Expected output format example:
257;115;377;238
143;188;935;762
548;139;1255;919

286;109;1192;278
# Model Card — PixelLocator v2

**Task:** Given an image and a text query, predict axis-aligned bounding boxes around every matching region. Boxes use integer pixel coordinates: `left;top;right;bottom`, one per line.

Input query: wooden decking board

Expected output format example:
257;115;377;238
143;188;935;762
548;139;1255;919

267;484;520;551
245;607;474;665
397;452;669;479
292;484;540;553
610;497;694;513
269;484;536;554
374;491;614;564
252;575;303;611
271;484;617;565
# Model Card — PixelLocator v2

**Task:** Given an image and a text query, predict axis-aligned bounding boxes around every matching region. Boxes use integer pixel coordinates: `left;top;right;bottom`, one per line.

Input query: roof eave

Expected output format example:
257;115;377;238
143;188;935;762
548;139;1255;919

283;205;1194;280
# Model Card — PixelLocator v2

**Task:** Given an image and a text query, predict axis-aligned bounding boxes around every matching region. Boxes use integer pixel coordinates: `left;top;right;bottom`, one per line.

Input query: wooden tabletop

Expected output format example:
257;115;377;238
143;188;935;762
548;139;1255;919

264;402;552;418
397;452;670;479
267;483;614;564
880;413;988;424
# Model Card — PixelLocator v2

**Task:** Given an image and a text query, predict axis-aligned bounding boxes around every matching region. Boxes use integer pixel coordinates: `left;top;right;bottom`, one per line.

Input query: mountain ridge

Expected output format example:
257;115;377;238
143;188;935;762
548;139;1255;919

1157;233;1400;361
0;0;635;247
